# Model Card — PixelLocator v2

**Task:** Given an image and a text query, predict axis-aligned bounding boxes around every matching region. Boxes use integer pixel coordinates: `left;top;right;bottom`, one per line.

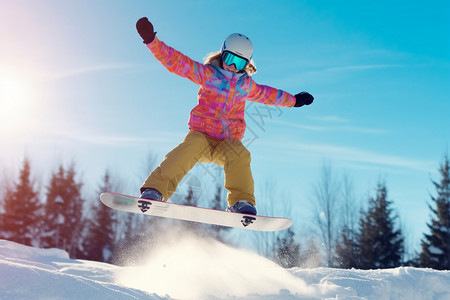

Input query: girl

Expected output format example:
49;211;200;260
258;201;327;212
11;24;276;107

136;17;314;215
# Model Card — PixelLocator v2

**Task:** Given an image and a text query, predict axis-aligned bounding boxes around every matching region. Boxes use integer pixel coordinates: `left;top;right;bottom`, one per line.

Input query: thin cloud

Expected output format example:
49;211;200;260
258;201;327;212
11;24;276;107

303;62;434;78
42;63;139;80
271;119;388;134
308;115;350;123
322;64;407;73
37;129;180;147
269;141;434;173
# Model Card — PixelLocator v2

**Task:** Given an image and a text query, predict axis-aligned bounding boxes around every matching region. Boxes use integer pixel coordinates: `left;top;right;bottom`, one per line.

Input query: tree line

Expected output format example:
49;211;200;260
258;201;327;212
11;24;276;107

274;155;450;270
0;155;449;270
0;158;233;264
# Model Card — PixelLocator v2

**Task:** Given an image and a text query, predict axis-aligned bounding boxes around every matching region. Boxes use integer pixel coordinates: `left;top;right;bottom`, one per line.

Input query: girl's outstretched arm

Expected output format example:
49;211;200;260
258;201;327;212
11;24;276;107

247;80;296;107
136;17;213;85
247;80;314;108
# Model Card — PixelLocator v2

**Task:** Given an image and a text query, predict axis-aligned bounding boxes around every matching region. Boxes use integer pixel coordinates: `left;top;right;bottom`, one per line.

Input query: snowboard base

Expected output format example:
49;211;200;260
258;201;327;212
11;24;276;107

100;192;292;232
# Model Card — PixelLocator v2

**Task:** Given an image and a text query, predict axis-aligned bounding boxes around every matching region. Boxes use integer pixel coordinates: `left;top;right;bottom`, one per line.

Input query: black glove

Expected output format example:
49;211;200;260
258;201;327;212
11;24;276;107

294;92;314;107
136;17;156;44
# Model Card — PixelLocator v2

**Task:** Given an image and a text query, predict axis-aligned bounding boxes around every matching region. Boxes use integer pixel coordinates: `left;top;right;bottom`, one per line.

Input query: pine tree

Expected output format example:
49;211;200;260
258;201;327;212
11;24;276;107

419;156;450;270
212;185;225;211
40;164;84;258
358;181;404;269
207;184;230;242
182;185;198;207
80;171;117;262
274;228;300;268
40;165;65;249
179;185;203;232
335;226;359;268
0;158;42;246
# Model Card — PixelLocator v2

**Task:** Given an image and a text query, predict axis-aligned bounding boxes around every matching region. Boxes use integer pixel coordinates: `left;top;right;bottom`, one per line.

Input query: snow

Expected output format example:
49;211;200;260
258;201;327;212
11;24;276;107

428;245;445;255
56;214;65;224
1;237;450;300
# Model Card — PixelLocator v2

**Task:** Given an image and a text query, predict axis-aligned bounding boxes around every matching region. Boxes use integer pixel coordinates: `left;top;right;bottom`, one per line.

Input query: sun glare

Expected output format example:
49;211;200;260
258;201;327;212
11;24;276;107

0;72;38;137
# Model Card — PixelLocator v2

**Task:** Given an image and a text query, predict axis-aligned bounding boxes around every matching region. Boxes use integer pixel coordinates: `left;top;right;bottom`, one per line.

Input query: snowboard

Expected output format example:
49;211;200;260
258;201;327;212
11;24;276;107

100;192;292;232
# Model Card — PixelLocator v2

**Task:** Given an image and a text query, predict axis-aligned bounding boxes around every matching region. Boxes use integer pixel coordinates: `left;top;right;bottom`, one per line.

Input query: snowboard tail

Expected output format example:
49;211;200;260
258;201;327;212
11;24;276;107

100;192;292;232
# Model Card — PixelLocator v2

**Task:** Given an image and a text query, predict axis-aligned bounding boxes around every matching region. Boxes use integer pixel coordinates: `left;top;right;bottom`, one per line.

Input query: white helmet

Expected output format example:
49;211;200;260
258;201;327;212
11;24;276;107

220;33;253;61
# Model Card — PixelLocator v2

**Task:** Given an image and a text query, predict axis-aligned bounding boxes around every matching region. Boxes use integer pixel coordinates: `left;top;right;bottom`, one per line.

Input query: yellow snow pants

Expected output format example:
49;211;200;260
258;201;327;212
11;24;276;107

141;130;255;206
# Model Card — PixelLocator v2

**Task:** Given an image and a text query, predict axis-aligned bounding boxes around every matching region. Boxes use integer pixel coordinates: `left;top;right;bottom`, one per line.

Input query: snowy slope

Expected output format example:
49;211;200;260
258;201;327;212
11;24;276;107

1;238;449;300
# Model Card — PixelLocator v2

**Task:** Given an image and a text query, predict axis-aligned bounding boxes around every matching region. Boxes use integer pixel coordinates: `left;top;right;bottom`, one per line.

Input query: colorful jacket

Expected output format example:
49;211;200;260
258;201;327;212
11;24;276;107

146;37;296;141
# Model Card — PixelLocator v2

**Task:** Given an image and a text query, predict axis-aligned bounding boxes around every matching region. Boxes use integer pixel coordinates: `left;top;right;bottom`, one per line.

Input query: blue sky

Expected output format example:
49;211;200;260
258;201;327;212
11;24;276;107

1;0;449;251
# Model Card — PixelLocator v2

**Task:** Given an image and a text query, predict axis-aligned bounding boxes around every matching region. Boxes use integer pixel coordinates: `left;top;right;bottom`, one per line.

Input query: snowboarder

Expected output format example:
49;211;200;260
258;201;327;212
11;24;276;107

136;17;314;215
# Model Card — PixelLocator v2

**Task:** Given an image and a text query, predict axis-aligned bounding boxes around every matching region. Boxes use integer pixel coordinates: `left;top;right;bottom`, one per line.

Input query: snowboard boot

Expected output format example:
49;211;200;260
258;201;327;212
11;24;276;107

227;200;257;215
140;188;164;201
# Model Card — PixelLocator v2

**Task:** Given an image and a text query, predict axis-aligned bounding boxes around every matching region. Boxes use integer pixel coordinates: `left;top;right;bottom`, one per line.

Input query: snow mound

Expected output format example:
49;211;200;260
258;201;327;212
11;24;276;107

0;240;164;300
115;232;326;299
291;267;450;300
1;238;450;299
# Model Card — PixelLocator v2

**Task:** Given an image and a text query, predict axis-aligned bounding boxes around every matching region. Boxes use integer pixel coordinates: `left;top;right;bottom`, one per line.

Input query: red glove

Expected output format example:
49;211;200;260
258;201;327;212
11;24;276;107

136;17;156;44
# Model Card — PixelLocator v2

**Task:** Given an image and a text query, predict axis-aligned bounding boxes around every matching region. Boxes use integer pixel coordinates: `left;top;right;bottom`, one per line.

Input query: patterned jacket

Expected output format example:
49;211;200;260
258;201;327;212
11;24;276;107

146;37;296;141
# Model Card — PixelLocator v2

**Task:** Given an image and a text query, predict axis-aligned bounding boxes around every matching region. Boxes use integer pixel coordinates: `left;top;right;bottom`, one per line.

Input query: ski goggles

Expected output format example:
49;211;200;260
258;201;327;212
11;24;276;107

222;51;249;70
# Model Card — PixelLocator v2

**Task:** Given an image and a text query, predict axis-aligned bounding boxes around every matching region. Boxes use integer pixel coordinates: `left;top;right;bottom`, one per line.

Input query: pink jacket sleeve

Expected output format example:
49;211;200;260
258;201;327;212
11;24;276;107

247;80;296;107
146;37;213;86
